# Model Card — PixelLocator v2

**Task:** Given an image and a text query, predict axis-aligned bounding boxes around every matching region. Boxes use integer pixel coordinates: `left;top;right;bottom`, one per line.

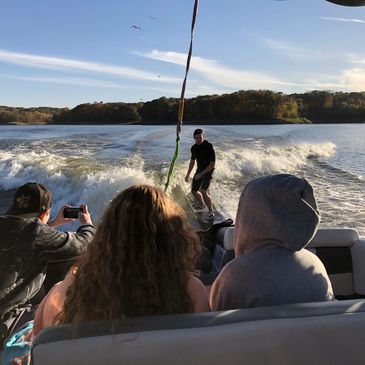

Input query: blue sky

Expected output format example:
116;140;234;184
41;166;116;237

1;0;365;107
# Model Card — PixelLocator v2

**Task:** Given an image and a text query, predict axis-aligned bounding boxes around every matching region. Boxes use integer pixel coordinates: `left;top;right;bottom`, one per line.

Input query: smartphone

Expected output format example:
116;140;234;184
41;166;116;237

63;206;82;219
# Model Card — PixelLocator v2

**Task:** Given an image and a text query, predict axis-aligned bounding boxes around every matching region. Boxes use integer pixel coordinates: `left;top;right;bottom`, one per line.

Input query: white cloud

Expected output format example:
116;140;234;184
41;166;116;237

298;68;365;92
346;53;365;65
0;49;180;83
260;38;327;60
320;16;365;24
4;48;360;97
3;75;127;88
143;49;365;93
340;68;365;91
126;82;231;99
140;49;304;91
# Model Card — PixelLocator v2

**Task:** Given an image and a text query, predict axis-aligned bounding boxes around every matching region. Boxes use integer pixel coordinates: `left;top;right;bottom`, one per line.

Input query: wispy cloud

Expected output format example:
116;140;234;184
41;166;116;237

0;72;191;97
340;68;365;91
140;49;365;94
298;68;365;92
261;38;365;79
320;16;365;24
0;49;180;83
0;74;127;88
140;50;303;91
5;48;358;97
346;52;365;65
260;38;327;60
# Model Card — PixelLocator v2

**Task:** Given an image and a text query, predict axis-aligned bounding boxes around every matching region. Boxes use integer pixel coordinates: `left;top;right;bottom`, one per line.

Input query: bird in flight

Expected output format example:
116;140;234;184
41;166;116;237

148;16;158;20
131;25;142;31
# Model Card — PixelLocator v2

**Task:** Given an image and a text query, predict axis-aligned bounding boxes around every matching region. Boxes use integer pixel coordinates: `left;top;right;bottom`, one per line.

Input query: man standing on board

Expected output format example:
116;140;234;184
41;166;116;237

185;128;216;218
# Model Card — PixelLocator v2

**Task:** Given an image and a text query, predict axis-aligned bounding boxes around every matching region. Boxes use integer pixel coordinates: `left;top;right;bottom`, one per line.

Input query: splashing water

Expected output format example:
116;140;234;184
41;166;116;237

1;124;365;235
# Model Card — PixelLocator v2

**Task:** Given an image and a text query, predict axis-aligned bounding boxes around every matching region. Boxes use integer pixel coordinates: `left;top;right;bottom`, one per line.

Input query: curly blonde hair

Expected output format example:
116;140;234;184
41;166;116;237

58;185;201;324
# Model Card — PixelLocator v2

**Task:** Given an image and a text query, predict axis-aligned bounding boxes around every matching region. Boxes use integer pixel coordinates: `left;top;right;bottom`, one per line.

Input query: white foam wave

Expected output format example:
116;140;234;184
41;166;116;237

214;142;336;178
0;151;68;190
78;168;154;222
0;151;155;223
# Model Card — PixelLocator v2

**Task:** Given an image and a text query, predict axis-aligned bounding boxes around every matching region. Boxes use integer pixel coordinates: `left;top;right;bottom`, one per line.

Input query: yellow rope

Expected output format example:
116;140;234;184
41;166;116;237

164;0;199;192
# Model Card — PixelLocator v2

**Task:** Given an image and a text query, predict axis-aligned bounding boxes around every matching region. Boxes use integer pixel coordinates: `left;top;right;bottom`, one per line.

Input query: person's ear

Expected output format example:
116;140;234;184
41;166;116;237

39;209;51;223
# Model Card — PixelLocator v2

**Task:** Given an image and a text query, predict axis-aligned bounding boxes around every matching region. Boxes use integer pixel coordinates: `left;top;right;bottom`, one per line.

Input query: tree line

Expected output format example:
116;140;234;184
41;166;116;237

1;90;365;125
0;106;62;125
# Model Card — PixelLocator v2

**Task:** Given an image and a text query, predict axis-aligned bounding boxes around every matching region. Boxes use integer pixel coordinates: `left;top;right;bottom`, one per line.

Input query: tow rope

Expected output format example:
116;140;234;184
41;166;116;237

164;0;199;192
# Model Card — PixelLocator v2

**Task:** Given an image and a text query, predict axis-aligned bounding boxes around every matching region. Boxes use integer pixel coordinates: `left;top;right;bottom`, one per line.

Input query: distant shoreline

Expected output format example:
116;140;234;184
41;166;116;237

3;119;365;126
1;89;365;125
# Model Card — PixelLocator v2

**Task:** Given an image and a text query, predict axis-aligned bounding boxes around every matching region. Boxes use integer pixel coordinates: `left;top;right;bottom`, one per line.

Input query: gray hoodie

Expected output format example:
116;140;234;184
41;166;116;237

210;174;334;310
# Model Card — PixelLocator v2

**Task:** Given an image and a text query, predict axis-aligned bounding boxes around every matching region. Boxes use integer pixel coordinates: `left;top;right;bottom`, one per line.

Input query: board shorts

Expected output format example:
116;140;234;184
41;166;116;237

192;170;213;192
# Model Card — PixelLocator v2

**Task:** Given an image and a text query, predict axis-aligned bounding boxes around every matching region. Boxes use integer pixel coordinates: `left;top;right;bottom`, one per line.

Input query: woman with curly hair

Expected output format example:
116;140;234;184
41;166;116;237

35;184;209;331
2;185;208;364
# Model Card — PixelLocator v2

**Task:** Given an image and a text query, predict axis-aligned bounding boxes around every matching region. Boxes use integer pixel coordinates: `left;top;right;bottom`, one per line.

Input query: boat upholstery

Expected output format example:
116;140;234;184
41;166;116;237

222;226;235;250
31;299;365;365
308;228;365;298
209;226;235;273
211;228;365;299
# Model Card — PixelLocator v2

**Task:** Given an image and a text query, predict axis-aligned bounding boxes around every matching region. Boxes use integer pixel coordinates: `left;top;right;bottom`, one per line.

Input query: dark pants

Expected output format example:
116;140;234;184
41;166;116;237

192;171;213;192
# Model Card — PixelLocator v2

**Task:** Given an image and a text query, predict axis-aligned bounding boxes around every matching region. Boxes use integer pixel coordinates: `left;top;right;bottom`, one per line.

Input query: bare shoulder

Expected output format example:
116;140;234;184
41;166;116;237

187;275;211;312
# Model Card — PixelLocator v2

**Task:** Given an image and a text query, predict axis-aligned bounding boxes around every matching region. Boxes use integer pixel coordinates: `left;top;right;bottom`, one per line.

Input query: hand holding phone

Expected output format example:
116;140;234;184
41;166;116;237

79;204;93;226
63;206;82;219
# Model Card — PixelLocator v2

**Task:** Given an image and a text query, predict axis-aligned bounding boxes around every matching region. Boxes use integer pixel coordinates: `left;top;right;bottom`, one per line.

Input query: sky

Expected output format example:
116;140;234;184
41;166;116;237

1;0;365;107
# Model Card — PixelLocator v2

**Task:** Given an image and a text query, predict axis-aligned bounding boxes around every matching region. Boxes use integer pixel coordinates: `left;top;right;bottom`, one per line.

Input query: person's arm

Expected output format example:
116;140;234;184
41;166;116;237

48;204;93;228
187;275;210;312
34;206;95;262
185;159;195;182
194;161;215;180
34;223;95;262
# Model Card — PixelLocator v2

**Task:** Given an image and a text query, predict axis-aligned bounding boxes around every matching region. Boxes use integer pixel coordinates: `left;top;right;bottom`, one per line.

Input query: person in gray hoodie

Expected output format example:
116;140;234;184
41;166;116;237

210;174;334;310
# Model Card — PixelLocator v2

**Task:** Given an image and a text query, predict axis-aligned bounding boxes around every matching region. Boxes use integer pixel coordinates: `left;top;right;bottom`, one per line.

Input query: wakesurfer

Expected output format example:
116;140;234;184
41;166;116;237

185;128;216;218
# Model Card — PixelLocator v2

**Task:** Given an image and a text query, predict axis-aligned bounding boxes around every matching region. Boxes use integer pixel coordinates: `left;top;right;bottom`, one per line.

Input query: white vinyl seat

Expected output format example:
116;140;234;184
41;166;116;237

308;228;365;298
210;227;365;299
211;226;235;272
31;299;365;365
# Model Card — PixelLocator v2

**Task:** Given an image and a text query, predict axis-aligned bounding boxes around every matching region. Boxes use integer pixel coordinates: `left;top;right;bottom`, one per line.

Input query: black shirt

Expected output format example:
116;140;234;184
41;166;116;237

191;140;215;172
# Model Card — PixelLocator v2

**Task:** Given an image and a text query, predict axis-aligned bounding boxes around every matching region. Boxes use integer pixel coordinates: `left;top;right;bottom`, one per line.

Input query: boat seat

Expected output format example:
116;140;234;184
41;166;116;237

211;226;235;271
208;227;365;299
31;299;365;365
308;228;365;299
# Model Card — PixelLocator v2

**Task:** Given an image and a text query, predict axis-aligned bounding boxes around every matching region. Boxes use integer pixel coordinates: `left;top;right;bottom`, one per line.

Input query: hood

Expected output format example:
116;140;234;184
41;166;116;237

234;174;320;256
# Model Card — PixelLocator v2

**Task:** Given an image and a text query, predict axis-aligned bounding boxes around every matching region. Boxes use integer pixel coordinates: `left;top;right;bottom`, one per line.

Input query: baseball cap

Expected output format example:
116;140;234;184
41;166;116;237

6;182;52;217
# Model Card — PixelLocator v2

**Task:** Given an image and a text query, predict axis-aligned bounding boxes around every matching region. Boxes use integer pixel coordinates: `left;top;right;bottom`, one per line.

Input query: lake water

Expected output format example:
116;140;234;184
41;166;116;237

1;124;365;235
